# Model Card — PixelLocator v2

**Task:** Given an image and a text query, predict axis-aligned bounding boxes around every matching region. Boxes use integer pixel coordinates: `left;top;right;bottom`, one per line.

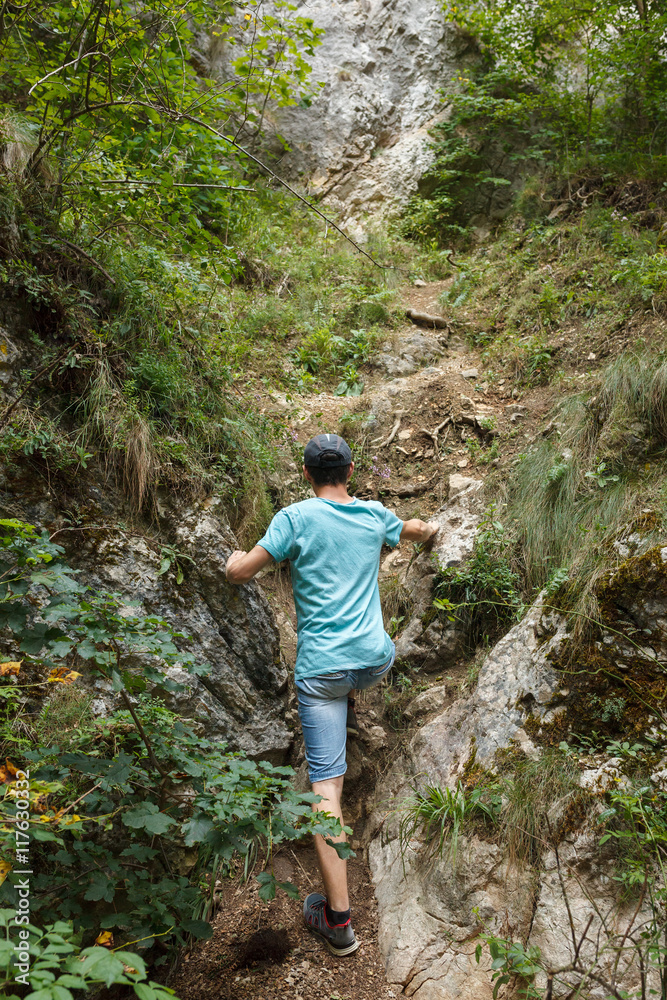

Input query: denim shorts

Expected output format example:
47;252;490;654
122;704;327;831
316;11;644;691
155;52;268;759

295;644;395;784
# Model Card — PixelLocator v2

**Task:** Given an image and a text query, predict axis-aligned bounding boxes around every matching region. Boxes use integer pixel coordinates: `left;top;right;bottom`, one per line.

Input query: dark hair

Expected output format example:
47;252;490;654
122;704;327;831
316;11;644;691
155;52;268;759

305;464;351;487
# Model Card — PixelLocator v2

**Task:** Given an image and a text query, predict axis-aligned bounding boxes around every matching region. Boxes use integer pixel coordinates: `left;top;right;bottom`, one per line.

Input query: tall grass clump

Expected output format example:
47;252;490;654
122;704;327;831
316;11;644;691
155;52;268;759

499;749;584;865
504;350;667;623
398;781;501;867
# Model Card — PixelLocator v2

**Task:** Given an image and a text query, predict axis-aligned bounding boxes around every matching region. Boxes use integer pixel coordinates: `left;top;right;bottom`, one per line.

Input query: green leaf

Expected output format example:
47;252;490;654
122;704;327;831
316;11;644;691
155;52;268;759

256;874;277;902
133;986;156;1000
182;814;214;846
181;919;214;939
122;803;175;834
53;976;88;989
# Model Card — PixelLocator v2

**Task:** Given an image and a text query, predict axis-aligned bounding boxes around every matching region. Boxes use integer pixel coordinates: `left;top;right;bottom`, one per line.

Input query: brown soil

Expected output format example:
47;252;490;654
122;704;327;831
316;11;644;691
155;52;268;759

170;845;397;1000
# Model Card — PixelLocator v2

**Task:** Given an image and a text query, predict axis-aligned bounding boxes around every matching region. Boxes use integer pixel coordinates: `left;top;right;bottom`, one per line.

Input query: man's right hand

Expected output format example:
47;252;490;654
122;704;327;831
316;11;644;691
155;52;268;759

399;519;440;543
421;521;439;543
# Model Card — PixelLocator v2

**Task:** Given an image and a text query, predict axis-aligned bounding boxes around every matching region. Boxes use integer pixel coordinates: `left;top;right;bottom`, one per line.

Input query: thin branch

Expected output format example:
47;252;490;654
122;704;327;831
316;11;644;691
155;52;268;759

174;109;397;270
52;237;116;284
27;94;397;269
0;347;70;432
57;780;103;817
85;180;255;191
612;872;647;984
28;51;107;95
552;832;580;955
120;689;168;779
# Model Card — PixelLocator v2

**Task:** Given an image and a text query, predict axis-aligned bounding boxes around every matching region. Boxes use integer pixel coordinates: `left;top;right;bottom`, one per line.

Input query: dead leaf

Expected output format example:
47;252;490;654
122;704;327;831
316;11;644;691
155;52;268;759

47;667;82;685
0;661;21;677
0;760;18;783
0;860;11;886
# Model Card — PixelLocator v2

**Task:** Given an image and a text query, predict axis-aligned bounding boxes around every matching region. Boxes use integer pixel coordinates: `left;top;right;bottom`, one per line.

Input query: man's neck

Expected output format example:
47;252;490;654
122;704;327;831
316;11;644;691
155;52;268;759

312;484;353;503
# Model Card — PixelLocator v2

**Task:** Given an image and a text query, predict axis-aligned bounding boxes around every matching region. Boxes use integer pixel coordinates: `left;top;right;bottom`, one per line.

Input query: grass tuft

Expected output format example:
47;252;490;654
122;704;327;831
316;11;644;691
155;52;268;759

503;350;667;628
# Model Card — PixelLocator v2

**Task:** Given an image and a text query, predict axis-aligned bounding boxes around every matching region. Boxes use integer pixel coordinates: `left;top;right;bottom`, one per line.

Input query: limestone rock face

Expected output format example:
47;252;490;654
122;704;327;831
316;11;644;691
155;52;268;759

212;0;463;225
370;836;534;999
387;476;483;670
66;499;291;762
368;546;667;996
366;605;566;996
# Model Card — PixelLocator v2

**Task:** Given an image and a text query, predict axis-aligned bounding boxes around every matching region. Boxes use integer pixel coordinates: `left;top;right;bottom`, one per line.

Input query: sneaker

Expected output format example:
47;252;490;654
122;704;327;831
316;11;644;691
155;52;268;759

303;893;360;956
346;699;360;738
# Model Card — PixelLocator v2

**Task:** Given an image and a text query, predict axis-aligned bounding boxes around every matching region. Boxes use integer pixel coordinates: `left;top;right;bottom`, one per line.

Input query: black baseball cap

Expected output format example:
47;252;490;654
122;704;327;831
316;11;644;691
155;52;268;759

303;433;352;468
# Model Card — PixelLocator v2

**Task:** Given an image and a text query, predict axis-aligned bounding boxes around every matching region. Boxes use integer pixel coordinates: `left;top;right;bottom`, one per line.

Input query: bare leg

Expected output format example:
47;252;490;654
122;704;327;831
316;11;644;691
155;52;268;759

311;775;349;911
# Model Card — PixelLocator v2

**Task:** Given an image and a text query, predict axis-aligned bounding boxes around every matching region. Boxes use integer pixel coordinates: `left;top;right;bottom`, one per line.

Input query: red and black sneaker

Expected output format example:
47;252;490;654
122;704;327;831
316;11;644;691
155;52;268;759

303;893;359;956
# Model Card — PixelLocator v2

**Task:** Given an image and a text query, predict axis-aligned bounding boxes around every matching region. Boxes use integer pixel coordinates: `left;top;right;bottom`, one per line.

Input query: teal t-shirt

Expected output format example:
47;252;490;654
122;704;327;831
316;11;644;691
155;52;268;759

257;497;404;680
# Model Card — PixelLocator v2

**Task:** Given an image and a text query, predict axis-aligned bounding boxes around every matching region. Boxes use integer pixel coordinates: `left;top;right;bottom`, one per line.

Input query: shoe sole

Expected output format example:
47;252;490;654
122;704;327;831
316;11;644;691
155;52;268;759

307;926;360;957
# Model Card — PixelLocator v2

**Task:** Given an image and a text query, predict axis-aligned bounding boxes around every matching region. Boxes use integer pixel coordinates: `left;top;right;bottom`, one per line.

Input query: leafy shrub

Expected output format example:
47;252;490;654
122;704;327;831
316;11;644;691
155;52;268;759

433;509;522;649
400;0;667;241
0;910;177;1000
0;520;348;979
292;326;378;393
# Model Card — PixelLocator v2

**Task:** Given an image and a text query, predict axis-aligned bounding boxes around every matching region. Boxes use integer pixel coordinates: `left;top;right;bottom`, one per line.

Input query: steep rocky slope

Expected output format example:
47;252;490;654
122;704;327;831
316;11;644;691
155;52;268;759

0;320;291;760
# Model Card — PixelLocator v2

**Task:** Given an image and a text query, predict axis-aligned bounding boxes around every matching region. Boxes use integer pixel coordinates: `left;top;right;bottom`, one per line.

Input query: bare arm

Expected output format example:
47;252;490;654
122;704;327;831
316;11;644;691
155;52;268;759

400;519;439;543
225;545;274;584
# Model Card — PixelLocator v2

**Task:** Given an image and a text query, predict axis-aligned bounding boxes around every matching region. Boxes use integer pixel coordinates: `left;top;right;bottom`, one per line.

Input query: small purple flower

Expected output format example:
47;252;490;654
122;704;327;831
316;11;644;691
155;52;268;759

371;457;391;479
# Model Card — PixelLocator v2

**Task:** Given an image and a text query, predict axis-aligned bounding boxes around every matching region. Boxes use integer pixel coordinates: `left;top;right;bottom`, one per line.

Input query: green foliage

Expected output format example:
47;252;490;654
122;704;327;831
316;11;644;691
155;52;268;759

475;934;542;1000
402;0;667;240
599;782;667;886
503;350;667;610
0;520;205;693
398;781;501;866
589;693;626;723
292;327;378;394
0;0;322;257
0;0;330;517
0;910;177;1000
433;507;522;649
584;461;620;488
0;521;349;979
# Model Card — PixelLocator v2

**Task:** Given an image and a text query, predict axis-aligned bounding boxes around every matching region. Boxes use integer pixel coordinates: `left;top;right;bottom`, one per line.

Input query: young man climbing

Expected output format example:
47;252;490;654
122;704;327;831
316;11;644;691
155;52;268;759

225;434;438;956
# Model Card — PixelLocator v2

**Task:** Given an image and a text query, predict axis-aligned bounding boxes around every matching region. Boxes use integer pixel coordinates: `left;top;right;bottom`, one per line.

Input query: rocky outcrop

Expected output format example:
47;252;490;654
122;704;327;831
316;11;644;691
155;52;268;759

368;536;667;997
381;475;484;672
72;499;291;761
370;835;534;999
211;0;466;226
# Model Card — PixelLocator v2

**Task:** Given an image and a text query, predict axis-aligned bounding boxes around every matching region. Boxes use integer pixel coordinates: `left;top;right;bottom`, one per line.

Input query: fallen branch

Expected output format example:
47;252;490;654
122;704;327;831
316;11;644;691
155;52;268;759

406;308;450;330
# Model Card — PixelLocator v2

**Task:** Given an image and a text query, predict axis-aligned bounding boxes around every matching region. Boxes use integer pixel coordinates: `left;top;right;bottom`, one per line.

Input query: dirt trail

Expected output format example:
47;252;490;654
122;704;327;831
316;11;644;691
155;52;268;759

170;281;547;999
266;279;553;520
